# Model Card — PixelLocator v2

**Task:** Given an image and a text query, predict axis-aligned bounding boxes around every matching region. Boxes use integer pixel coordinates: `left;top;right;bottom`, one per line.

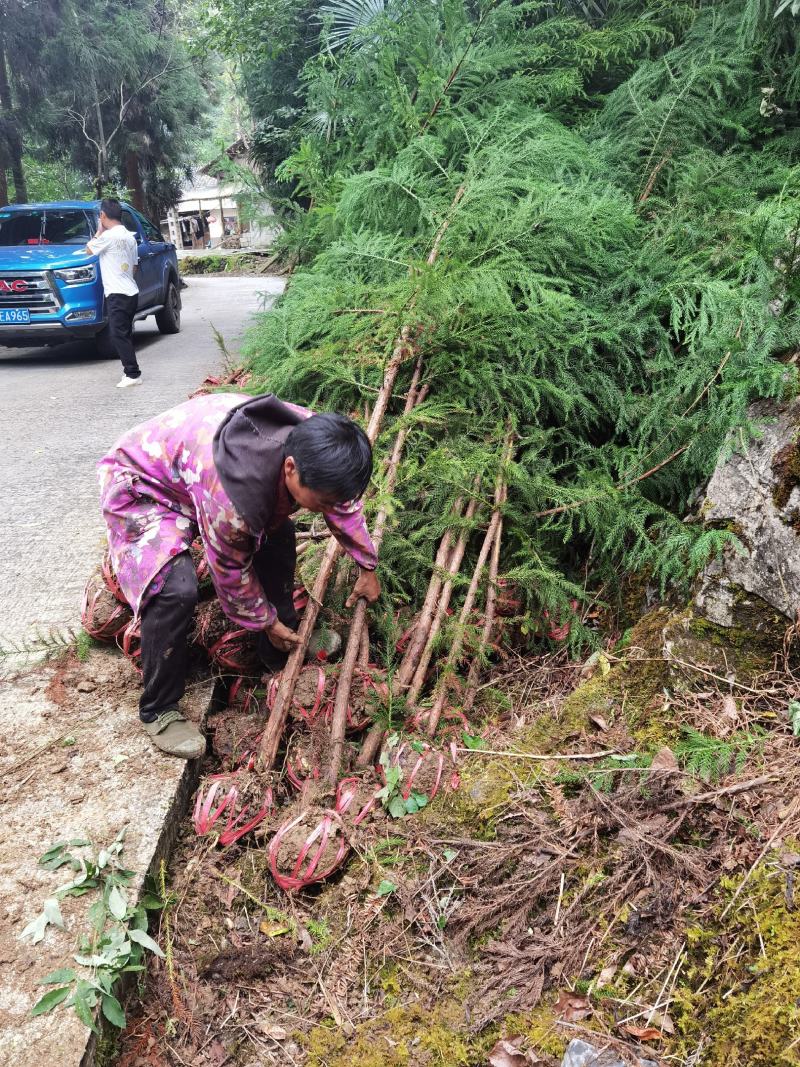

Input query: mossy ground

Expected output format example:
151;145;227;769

671;864;800;1066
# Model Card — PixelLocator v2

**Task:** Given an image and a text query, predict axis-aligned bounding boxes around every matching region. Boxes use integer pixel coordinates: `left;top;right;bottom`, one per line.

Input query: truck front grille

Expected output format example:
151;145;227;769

0;271;60;315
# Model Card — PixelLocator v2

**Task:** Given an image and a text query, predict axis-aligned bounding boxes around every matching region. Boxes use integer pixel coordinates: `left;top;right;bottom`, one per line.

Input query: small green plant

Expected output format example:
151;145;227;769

461;732;486;750
675;726;763;783
74;629;96;662
788;700;800;736
22;831;164;1033
306;917;332;955
376;734;429;817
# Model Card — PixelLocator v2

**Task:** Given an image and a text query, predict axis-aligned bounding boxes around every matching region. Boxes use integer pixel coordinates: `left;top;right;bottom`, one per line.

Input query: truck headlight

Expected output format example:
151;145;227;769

53;264;97;285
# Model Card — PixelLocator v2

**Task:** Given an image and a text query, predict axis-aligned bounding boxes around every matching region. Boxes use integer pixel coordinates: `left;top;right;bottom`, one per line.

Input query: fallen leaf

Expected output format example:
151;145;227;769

589;714;609;732
649;1010;675;1035
596;964;616;987
260;920;291;937
721;694;738;723
648;746;679;775
621;1024;663;1041
554;990;592;1023
257;1020;288;1041
297;926;313;952
487;1038;527;1067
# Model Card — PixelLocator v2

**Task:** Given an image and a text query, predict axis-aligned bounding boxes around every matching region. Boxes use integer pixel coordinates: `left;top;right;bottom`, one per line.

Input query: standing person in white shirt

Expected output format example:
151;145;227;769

86;198;142;389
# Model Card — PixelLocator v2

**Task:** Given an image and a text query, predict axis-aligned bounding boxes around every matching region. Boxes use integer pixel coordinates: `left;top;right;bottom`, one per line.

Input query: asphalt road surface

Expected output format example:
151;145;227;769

0;275;284;648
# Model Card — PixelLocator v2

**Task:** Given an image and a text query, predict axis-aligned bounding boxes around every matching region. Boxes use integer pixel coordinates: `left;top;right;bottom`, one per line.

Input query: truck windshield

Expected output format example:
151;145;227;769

0;209;95;246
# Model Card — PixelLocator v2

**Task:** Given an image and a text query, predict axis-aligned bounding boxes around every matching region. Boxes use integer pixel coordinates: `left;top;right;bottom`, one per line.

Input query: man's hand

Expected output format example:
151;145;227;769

346;568;381;609
265;618;302;653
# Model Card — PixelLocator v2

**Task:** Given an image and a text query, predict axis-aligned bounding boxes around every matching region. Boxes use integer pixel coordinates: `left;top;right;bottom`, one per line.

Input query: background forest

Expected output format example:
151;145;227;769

0;0;218;217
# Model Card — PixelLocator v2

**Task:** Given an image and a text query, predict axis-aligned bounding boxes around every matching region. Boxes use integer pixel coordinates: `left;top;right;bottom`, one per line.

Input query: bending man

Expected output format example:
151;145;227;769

98;392;380;758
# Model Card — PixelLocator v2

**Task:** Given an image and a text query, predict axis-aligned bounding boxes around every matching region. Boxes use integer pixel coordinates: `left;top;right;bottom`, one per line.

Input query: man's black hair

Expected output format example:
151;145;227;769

287;413;372;501
100;197;123;221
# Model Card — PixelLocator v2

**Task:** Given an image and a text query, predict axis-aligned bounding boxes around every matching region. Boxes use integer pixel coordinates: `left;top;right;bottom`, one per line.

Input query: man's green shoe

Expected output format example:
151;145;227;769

142;707;205;759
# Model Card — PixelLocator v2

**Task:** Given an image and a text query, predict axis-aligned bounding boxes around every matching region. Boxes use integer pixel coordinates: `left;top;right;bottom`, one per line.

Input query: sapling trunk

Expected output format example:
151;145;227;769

393;514;460;690
358;625;370;668
259;537;342;767
463;497;505;715
326;364;427;784
426;438;512;736
406;488;482;706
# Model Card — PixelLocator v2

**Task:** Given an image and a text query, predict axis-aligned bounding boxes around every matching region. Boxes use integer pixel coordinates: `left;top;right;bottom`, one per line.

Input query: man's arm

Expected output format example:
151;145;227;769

323;499;381;607
196;496;301;650
85;227;108;256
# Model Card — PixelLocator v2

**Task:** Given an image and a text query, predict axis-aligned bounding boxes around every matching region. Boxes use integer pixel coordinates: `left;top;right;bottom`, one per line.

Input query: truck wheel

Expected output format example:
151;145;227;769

156;279;181;335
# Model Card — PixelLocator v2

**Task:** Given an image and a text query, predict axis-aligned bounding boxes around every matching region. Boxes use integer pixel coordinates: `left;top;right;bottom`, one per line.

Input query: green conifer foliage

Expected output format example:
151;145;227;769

240;0;800;643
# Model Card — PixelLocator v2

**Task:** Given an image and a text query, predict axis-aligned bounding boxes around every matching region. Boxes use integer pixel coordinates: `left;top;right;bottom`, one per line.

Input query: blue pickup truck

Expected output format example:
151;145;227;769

0;200;182;350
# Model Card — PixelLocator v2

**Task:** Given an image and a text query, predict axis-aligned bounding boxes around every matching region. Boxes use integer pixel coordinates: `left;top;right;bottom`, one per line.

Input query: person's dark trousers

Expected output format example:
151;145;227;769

138;521;299;721
139;553;198;722
96;293;141;378
254;520;299;670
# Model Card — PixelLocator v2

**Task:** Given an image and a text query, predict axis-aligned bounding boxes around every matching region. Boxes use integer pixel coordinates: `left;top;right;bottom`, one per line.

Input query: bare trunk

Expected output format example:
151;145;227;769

427;437;513;736
125;150;145;212
326;364;427;784
406;489;482;706
463;502;504;715
0;36;26;203
92;75;107;198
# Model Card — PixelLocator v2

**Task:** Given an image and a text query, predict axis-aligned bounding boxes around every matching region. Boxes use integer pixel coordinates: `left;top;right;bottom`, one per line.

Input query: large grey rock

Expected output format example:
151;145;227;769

561;1039;657;1067
695;398;800;627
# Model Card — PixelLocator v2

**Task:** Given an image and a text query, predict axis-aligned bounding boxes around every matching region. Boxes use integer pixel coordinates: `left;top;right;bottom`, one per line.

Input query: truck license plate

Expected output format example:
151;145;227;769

0;308;30;324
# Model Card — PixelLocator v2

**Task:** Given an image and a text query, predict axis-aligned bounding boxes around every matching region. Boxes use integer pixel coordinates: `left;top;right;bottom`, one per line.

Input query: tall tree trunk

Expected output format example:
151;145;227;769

0;35;27;203
91;73;107;198
125;150;145;212
0;162;8;207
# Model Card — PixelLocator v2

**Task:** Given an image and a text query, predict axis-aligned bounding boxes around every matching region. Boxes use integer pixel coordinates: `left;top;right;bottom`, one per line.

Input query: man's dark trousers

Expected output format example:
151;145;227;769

138;520;298;721
97;294;140;378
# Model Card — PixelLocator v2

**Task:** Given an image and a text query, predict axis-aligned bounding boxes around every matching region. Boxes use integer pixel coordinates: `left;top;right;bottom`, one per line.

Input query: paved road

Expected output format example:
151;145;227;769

0;275;284;647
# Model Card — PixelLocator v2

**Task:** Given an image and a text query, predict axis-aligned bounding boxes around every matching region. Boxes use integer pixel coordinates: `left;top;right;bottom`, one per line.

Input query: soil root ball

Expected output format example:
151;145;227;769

267;665;331;723
194;773;275;847
284;724;326;791
117;616;142;671
100;552;127;603
269;803;351;891
380;739;459;801
211;709;263;768
326;665;389;733
336;775;382;826
81;567;132;641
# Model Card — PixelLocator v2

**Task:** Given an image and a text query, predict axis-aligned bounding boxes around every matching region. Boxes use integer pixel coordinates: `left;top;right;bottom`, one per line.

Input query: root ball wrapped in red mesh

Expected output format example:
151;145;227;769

82;567;132;641
268;804;350;891
117;616;142;671
266;665;330;724
379;738;453;803
325;666;388;733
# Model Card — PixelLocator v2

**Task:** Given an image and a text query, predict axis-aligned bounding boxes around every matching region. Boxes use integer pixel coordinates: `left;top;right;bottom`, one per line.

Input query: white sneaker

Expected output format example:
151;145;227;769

116;375;142;389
